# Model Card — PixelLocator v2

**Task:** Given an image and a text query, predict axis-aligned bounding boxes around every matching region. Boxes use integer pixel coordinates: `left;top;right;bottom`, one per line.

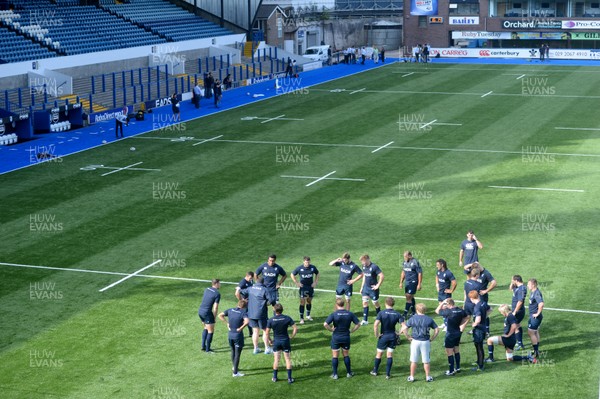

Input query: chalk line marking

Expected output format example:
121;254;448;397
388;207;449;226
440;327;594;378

98;260;162;292
192;135;224;146
481;91;493;98
1;261;598;315
100;162;144;177
372;141;394;153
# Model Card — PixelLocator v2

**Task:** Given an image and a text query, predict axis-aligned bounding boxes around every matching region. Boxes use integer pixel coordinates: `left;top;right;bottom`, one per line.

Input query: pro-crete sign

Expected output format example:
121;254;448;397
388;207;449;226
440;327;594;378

449;17;479;25
562;20;600;29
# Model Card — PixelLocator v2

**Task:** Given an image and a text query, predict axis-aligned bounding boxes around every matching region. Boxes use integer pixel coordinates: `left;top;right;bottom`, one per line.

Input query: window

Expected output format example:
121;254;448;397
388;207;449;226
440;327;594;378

449;3;480;14
418;15;427;27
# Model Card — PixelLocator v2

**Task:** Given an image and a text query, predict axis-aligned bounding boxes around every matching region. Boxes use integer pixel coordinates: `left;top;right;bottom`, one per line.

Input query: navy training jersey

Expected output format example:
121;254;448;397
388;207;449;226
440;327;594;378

437;269;456;293
256;262;286;290
461;239;479;264
333;261;362;287
247;283;269;320
237;278;253;298
363;262;383;288
402;258;422;283
198;287;220;315
325;310;359;338
376;309;403;335
473;301;489;331
477;268;495;290
529;289;544;315
406;314;437;341
267;314;295;340
292;264;319;286
503;313;518;337
224;307;248;340
512;285;527;311
439;307;467;335
464;279;483;305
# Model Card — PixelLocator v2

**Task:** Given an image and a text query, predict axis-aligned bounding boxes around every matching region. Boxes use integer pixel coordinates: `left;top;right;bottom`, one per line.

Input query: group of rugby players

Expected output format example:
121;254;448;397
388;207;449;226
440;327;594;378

197;230;545;383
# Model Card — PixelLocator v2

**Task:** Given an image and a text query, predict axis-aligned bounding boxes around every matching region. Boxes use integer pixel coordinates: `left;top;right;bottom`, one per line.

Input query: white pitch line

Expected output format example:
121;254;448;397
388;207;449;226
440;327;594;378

481;91;493;98
401;72;415;78
98;260;162;292
100;161;144;177
420;119;437;129
516;74;526;80
2;261;600;315
306;170;336;187
432;122;462;126
281;175;365;182
260;114;286;124
489;185;585;193
555;127;600;131
371;141;394;153
349;88;366;95
192;135;224;146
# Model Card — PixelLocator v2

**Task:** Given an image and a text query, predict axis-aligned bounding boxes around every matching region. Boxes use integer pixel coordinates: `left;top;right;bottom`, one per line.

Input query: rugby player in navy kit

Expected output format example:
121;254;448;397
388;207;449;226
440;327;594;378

290;257;319;324
510;275;527;350
435;298;468;375
463;269;483;318
329;253;364;311
198;279;221;353
527;278;544;360
459;230;483;274
218;300;250;377
370;297;405;379
469;290;490;371
435;259;456;330
266;304;298;383
247;277;271;354
359;254;385;325
401;303;439;382
235;271;254;337
255;255;287;310
485;304;533;364
474;263;497;335
400;251;422;318
324;298;362;379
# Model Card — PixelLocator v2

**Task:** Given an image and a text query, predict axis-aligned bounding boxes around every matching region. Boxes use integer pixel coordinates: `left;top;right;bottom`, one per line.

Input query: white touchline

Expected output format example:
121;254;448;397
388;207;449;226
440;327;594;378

98;260;162;292
489;185;585;193
401;72;414;77
371;141;394;153
101;162;144;177
555;127;600;131
192;135;224;146
516;74;526;79
281;175;365;182
481;91;493;98
349;88;366;95
260;114;286;124
306;171;336;187
420;119;437;129
2;261;599;315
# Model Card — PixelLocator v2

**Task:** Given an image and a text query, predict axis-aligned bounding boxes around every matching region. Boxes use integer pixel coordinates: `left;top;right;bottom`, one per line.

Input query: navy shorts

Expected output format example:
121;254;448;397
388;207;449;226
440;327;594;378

199;312;215;325
438;291;452;302
404;282;418;295
362;287;380;301
514;309;525;324
336;284;353;298
444;333;462;348
266;288;278;305
331;338;351;351
229;336;244;349
502;336;516;350
464;302;475;316
376;334;397;351
299;286;314;298
249;317;267;330
473;328;486;344
528;314;543;330
273;338;291;353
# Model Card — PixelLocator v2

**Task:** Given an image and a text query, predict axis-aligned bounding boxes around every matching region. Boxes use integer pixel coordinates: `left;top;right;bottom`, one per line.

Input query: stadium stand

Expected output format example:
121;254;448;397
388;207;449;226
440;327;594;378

101;0;233;42
0;24;56;63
